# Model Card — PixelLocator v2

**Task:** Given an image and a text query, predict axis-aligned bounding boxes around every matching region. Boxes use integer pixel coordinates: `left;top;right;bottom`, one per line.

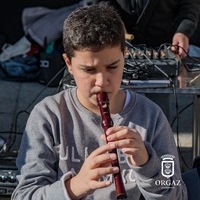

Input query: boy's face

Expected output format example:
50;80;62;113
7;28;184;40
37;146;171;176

63;46;124;111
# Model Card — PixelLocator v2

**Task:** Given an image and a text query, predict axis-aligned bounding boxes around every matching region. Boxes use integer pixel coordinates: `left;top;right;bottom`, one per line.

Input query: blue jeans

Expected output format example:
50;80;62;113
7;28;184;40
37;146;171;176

188;44;200;57
182;168;200;200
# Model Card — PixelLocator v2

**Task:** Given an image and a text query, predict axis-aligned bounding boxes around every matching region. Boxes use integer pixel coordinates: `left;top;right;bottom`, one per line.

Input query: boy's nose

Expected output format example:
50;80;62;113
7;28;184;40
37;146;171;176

95;72;108;87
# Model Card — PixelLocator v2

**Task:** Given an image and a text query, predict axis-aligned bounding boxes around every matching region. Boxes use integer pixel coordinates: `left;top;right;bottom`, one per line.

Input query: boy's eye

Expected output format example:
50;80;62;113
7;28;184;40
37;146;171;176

83;68;96;73
107;65;118;70
81;65;118;74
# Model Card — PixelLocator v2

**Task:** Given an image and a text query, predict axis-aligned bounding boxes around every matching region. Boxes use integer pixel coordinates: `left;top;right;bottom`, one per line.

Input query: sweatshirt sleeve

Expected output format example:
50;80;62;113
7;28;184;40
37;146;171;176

175;0;200;37
11;103;74;200
127;109;188;200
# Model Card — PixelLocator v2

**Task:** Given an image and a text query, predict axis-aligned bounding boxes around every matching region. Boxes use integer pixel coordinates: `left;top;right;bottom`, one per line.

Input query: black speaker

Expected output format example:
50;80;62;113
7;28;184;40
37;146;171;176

38;52;65;87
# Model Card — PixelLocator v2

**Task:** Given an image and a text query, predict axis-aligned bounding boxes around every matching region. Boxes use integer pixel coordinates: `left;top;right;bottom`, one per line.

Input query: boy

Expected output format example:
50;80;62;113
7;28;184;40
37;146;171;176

11;4;187;200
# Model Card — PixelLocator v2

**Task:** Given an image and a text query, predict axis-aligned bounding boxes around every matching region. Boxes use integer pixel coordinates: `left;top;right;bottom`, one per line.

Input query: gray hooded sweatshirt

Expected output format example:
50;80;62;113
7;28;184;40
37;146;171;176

11;87;187;200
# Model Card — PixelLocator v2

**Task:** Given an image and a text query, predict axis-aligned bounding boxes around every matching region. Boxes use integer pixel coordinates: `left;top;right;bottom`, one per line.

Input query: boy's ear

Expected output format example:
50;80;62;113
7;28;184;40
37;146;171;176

63;53;73;74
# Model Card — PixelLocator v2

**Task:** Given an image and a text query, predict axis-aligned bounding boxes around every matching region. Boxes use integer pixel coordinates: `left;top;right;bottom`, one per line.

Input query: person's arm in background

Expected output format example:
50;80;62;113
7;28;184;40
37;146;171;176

172;0;200;57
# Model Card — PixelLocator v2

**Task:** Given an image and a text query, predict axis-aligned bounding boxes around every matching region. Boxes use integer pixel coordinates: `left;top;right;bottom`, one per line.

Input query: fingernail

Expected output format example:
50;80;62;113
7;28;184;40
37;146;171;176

107;136;112;141
105;181;111;186
109;142;115;148
109;153;116;160
113;167;119;173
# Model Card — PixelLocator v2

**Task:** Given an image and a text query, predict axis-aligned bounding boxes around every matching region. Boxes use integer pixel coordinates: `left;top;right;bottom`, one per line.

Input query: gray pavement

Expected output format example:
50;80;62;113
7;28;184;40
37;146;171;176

0;79;57;151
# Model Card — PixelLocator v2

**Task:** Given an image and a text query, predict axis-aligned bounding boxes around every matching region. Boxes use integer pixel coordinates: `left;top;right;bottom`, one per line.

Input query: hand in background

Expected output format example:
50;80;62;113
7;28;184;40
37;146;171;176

171;32;189;58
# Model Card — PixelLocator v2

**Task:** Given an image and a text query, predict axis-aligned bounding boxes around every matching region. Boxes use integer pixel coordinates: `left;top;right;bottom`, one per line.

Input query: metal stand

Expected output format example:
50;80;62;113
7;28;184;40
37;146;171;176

192;95;200;159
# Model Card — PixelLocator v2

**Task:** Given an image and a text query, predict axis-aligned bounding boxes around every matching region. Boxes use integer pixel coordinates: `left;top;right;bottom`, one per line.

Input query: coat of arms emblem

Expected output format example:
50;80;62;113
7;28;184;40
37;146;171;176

161;154;175;178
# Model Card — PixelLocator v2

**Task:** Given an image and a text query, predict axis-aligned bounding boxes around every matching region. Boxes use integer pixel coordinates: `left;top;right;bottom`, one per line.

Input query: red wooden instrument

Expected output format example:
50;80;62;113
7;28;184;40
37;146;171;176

97;92;127;199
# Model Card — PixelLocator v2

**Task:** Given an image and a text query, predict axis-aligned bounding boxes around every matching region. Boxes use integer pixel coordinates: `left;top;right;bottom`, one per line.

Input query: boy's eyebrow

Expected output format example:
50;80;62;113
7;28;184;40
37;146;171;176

106;59;121;66
79;59;121;68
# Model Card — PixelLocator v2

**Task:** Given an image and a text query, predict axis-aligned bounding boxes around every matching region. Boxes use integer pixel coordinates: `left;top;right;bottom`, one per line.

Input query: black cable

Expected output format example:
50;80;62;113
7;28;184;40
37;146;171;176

171;87;190;170
24;66;66;111
170;102;193;127
4;65;66;152
6;110;30;151
170;101;193;171
169;44;195;169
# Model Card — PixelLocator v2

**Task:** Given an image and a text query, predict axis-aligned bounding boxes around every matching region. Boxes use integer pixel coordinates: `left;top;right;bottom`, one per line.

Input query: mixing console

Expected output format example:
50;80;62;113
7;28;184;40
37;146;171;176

124;45;180;80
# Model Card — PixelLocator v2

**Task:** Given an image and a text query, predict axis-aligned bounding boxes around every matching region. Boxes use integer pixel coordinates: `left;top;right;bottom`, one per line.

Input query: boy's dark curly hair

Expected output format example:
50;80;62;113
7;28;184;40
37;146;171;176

63;3;125;60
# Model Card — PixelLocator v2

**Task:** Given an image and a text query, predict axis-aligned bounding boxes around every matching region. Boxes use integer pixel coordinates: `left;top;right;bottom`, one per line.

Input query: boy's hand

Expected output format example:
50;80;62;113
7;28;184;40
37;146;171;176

101;126;149;167
65;143;119;199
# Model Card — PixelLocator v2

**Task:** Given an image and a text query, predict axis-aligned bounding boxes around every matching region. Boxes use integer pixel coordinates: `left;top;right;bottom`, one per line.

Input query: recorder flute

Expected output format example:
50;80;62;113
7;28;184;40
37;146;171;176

97;92;127;199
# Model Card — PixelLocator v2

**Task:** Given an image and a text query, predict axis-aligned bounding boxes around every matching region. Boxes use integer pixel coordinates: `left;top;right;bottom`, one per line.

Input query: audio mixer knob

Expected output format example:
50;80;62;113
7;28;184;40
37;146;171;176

7;175;16;183
0;174;7;182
